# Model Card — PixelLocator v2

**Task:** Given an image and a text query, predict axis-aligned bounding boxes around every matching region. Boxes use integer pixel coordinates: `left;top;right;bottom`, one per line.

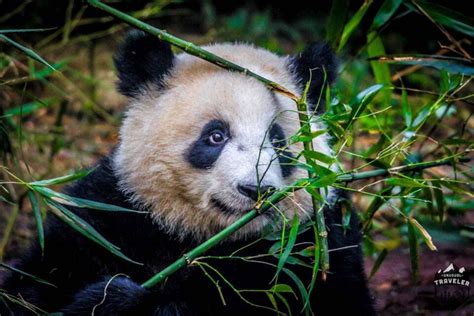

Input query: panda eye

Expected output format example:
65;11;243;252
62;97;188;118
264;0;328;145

208;130;226;145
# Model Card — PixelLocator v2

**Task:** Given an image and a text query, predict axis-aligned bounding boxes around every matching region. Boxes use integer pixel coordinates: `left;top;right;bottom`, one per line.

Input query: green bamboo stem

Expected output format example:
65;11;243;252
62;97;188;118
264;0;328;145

86;0;298;101
142;156;469;288
142;184;297;288
295;95;330;277
336;156;470;182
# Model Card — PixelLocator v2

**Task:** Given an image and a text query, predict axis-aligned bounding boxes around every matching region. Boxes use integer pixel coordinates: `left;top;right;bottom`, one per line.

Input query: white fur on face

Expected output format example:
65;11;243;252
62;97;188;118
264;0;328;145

114;43;334;240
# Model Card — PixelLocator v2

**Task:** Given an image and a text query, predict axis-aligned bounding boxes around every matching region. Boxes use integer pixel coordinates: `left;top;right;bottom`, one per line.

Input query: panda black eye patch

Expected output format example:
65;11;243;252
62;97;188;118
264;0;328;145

186;120;230;169
269;123;295;177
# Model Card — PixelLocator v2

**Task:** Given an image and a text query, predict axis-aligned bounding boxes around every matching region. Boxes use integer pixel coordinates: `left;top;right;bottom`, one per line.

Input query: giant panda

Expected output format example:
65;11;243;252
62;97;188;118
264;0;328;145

0;31;375;315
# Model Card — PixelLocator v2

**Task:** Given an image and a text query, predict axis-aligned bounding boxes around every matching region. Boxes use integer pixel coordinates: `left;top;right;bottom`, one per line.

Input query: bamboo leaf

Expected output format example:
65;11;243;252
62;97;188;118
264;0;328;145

282;268;312;316
346;84;384;129
385;177;429;188
372;55;474;76
368;248;388;279
367;31;392;104
270;283;295;294
432;181;445;222
47;200;141;265
338;0;374;52
30;169;92;186
265;292;278;312
274;292;293;316
274;215;300;282
408;1;474;37
27;191;44;251
0;263;55;287
33;186;145;213
401;88;412;128
0;34;55;70
325;0;349;48
409;218;437;251
4;99;52;117
302;150;335;165
406;218;419;284
371;0;403;29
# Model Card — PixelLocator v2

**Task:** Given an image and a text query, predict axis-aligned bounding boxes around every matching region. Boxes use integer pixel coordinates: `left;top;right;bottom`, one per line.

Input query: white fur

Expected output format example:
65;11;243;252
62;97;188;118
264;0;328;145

114;43;335;240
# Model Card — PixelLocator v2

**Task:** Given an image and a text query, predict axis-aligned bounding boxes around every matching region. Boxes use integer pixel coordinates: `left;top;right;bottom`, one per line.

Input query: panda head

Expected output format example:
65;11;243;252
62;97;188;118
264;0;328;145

113;31;337;240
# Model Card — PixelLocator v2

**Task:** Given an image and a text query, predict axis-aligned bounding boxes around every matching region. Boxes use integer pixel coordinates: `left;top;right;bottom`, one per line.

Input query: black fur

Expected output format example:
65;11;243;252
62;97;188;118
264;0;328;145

0;40;374;315
0;157;375;315
114;30;175;98
289;42;338;113
186;119;230;169
269;123;295;177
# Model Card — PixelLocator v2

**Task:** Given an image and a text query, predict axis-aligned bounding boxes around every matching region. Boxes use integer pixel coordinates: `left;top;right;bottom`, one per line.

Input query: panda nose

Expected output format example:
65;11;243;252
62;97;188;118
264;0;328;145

237;184;276;202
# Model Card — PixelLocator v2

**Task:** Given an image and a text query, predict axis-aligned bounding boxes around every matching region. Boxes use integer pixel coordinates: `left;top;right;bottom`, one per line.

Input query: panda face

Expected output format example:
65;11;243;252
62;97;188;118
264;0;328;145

113;32;337;240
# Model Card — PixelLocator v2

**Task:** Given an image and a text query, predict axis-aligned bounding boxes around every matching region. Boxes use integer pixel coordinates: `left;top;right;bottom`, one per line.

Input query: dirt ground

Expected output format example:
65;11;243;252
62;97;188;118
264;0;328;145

366;243;473;315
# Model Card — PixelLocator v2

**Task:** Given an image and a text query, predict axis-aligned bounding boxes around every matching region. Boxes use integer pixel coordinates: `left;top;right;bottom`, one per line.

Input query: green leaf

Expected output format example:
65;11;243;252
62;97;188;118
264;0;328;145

274;215;300;282
274;292;293;316
30;169;92;186
28;191;44;251
338;0;374;52
431;181;445;222
406;218;419;284
371;0;403;29
401;88;412;127
368;248;388;279
302;150;335;165
411;1;474;37
46;200;141;265
346;84;384;129
0;262;55;287
265;292;278;312
270;283;295;294
372;55;474;76
0;34;55;70
4;99;52;117
33;186;146;213
385;177;429;188
409;218;437;251
282;268;312;316
367;31;392;104
325;0;349;48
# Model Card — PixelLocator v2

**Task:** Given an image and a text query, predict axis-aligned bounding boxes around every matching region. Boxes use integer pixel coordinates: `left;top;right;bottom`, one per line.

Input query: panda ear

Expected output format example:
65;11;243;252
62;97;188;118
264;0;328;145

114;30;174;98
289;42;338;113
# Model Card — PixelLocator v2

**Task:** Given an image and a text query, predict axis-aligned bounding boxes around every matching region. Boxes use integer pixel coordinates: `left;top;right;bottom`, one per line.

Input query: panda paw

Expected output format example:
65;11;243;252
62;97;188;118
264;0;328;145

62;276;187;316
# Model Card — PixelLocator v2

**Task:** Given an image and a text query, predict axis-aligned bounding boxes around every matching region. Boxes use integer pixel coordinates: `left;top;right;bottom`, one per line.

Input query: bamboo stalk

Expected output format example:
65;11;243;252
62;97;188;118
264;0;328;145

295;91;330;278
142;184;298;288
86;0;298;101
141;156;468;288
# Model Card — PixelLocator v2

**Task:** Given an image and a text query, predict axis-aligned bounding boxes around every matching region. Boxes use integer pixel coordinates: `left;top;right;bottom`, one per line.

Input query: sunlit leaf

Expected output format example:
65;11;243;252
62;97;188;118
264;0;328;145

409;218;437;251
406;218;419;284
372;55;474;76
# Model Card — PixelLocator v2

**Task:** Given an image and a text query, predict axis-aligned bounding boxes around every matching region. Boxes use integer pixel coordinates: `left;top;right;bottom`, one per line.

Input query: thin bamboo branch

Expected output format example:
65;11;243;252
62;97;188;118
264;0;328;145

141;156;469;288
86;0;299;101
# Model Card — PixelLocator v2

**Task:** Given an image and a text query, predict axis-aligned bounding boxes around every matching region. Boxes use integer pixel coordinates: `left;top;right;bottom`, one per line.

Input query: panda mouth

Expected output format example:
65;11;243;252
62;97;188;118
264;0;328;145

211;198;275;218
211;198;250;215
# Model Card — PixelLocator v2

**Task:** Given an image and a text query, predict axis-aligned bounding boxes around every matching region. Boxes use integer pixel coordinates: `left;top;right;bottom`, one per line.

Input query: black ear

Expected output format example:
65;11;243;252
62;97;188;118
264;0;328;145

289;42;338;113
114;30;175;98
